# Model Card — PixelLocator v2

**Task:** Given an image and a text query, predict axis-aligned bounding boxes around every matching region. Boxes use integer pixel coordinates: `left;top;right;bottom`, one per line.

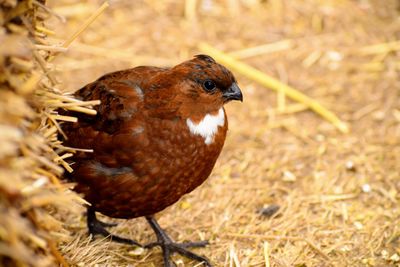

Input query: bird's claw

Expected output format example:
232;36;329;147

145;240;211;267
145;216;212;267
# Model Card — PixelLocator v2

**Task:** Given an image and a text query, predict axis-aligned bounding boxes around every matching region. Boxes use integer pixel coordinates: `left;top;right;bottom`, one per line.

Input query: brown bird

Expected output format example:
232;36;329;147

61;55;242;266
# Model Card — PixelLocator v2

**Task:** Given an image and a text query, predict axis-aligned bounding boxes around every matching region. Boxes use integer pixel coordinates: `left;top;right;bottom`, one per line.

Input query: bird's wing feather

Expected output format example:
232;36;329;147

61;67;165;166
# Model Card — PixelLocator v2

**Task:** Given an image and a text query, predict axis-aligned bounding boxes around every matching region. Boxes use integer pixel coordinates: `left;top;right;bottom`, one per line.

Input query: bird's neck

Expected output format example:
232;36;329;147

186;107;226;145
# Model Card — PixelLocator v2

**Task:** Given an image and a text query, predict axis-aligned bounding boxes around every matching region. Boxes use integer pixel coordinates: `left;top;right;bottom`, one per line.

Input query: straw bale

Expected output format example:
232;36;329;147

0;1;87;266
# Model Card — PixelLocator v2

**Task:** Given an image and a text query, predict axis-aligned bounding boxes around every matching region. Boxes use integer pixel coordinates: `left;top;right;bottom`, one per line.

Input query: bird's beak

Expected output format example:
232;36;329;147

223;83;243;102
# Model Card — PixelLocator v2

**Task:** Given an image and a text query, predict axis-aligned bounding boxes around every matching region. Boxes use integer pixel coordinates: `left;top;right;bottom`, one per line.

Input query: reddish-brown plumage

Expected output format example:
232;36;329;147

61;55;242;266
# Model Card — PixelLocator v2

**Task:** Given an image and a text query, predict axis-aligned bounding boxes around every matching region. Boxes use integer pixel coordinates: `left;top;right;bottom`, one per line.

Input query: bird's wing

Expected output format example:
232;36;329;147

61;67;164;165
61;67;183;204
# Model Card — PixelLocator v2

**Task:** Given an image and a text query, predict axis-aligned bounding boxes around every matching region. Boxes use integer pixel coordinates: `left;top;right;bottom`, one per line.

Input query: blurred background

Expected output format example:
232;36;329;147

46;0;400;266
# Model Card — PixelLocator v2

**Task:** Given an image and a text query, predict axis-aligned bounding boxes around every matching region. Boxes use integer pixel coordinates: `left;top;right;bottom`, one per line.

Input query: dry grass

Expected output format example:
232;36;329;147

40;0;400;266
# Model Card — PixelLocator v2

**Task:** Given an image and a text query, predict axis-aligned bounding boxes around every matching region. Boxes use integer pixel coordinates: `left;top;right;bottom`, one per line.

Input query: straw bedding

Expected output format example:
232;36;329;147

1;0;399;266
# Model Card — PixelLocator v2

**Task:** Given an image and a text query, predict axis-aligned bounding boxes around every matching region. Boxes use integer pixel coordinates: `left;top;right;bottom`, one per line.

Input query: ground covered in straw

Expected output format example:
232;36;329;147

48;1;399;266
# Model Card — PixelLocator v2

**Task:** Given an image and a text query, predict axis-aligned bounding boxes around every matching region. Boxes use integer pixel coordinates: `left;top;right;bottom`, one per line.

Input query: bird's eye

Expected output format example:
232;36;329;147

203;80;216;91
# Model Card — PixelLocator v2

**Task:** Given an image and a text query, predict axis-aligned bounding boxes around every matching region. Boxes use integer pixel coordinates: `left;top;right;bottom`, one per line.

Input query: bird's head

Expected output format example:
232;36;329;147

169;54;243;121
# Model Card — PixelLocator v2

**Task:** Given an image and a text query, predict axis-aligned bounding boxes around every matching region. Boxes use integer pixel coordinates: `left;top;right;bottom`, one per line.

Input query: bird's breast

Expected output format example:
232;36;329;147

146;109;228;190
122;110;228;216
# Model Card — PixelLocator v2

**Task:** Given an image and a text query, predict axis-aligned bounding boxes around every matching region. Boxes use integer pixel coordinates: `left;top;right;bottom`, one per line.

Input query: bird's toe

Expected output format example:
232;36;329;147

157;242;212;267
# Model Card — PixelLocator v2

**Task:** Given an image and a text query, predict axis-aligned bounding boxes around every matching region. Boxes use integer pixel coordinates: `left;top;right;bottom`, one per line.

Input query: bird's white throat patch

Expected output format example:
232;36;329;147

186;108;225;145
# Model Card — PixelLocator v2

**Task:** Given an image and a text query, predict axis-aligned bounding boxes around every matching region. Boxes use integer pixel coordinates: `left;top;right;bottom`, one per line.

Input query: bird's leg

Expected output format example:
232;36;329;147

144;216;212;267
85;206;118;228
86;206;142;247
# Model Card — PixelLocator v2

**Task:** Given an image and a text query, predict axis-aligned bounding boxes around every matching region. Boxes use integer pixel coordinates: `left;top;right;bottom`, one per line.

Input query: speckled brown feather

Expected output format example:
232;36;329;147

62;55;237;219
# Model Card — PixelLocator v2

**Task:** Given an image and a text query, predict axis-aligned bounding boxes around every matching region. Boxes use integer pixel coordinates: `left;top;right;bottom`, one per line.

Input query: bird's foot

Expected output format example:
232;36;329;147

87;207;142;247
145;216;212;267
144;241;211;267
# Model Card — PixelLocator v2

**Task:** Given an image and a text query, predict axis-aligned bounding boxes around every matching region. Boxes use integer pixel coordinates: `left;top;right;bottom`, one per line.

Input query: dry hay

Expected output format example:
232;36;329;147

0;1;96;266
2;0;400;266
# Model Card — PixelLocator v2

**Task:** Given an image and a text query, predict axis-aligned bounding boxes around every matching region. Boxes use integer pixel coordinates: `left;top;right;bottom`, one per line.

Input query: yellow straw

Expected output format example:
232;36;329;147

62;2;109;48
